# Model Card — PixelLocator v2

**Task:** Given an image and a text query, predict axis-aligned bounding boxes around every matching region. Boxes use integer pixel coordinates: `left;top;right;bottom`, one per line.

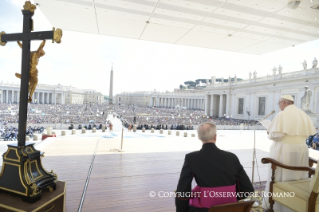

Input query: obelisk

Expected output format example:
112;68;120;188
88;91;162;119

109;64;113;108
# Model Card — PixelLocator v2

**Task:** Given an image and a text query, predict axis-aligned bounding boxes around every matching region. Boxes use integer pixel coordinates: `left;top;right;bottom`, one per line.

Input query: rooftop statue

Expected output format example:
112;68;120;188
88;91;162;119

272;66;277;75
302;60;307;70
312;57;317;69
278;65;282;74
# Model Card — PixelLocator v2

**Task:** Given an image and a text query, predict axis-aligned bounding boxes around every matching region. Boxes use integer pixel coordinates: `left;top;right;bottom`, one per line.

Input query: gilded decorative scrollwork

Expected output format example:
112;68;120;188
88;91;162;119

30;183;41;197
50;169;58;181
21;147;28;157
52;27;62;44
0;31;6;46
23;1;36;13
24;159;32;185
21;146;28;156
47;186;53;192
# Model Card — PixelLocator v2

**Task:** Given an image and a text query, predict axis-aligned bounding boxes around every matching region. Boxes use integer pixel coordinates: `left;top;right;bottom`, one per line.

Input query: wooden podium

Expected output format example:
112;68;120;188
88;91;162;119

0;181;66;212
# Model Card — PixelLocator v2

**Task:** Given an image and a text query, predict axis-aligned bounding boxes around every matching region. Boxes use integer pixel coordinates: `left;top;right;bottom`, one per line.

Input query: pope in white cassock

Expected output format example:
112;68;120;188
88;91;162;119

262;95;316;212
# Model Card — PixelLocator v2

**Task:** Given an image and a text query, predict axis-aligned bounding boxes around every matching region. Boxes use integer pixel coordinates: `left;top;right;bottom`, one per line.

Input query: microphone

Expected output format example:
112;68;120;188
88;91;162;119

259;110;275;121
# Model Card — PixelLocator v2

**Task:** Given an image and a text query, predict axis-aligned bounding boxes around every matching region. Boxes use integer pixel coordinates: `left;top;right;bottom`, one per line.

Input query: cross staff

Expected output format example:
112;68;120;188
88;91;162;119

0;1;62;147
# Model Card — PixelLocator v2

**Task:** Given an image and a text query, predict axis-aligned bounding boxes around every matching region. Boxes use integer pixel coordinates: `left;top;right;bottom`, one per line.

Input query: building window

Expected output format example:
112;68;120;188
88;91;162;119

258;97;266;116
238;98;244;114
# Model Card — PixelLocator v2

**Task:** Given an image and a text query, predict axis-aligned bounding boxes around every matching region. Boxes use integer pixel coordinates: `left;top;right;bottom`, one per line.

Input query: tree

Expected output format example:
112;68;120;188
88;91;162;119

184;81;196;88
195;79;207;84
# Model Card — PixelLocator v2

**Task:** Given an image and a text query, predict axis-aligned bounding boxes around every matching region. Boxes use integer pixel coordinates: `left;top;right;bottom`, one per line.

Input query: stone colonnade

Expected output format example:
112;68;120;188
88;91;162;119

0;88;64;104
205;94;228;117
151;96;205;110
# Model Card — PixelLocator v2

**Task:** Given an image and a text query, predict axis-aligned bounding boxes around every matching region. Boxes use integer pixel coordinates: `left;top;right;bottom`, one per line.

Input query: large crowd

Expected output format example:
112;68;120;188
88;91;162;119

0;103;108;125
0;103;259;129
112;105;259;127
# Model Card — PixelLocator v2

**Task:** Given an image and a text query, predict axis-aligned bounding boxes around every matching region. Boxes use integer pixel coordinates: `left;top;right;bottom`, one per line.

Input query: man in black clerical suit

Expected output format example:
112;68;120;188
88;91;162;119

175;122;254;212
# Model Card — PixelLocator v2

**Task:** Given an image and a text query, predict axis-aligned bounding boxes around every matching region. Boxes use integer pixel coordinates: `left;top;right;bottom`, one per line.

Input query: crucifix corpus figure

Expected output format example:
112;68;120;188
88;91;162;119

15;40;45;102
0;1;62;203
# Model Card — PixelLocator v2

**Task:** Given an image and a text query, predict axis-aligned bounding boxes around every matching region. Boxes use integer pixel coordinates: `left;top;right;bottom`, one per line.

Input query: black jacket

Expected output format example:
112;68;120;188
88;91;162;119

175;143;254;212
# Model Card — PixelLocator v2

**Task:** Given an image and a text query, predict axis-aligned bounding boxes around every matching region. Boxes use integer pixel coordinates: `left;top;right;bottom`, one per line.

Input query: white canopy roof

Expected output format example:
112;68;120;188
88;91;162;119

35;0;319;55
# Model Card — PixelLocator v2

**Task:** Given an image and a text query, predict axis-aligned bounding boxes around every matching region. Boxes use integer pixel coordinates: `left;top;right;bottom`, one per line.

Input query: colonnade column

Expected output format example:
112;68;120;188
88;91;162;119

219;94;224;117
225;94;230;118
210;95;214;117
205;95;210;115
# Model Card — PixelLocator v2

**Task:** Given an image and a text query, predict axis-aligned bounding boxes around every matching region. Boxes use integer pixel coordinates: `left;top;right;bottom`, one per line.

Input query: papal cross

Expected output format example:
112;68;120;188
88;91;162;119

0;1;62;147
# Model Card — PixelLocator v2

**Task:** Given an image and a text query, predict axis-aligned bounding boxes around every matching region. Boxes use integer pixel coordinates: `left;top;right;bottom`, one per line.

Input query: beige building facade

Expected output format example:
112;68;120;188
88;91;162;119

0;82;103;105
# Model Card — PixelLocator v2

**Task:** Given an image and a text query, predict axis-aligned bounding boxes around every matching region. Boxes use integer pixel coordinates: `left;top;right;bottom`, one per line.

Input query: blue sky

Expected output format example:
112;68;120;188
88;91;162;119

1;0;318;95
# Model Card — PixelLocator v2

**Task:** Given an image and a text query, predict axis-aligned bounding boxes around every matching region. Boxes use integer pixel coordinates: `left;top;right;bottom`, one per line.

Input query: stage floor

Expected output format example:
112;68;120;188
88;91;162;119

1;115;318;211
39;130;271;211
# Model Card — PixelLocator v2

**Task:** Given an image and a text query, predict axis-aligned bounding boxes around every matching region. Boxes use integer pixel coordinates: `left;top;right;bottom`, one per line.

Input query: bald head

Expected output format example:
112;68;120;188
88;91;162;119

197;122;217;143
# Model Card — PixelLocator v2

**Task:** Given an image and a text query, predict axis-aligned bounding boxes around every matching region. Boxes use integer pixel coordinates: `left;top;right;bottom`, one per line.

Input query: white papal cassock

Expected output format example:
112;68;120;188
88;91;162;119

262;104;316;212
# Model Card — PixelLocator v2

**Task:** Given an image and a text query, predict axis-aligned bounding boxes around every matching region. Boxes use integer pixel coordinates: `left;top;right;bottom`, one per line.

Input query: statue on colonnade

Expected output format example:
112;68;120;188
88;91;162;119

272;66;277;75
278;65;282;74
302;60;307;70
312;57;317;69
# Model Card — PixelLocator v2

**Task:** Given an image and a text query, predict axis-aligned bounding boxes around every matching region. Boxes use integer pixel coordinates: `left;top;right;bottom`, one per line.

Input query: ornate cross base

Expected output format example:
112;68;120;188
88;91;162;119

0;142;57;203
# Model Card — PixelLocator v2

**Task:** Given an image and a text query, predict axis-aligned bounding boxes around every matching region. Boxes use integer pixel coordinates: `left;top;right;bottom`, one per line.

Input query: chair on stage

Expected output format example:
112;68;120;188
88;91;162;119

261;157;319;212
208;200;254;212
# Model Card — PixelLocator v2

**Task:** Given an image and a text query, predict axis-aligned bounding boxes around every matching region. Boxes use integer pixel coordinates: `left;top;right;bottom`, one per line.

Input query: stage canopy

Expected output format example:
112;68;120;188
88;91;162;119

34;0;319;55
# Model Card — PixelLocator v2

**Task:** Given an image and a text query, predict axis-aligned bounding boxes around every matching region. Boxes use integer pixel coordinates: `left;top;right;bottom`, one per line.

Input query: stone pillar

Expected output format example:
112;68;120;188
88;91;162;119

35;92;37;103
205;95;209;115
184;132;187;137
191;134;195;137
5;90;8;103
82;128;86;134
133;125;136;132
219;94;224;117
151;128;154;133
225;94;230;118
72;129;76;134
168;130;171;135
61;131;66;136
92;127;96;133
210;95;215;116
26;136;30;141
160;129;163;134
142;128;145;132
11;90;13;103
102;125;106;132
176;131;180;136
